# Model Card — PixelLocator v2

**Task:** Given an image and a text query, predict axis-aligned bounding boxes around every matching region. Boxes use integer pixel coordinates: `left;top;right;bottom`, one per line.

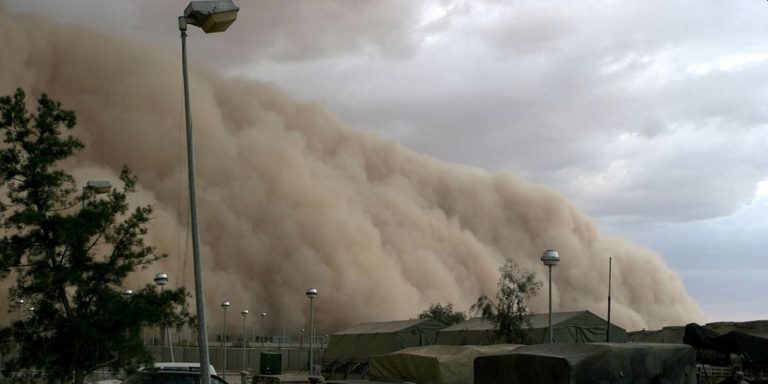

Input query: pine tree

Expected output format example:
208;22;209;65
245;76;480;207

0;89;190;383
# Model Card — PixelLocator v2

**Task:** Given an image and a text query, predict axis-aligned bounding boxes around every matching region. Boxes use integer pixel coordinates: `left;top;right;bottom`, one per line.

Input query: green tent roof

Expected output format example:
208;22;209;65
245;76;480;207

436;310;628;345
324;318;448;364
335;319;439;335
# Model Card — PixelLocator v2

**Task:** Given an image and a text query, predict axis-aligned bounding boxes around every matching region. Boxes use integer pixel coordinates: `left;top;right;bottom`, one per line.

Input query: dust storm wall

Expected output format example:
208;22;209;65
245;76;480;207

0;9;701;333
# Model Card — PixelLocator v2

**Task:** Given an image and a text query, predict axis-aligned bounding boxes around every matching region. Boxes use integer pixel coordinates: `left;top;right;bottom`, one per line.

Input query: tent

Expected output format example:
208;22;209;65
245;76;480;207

683;323;768;364
322;319;447;378
474;342;696;384
368;344;523;384
435;310;628;345
434;317;504;345
683;322;768;375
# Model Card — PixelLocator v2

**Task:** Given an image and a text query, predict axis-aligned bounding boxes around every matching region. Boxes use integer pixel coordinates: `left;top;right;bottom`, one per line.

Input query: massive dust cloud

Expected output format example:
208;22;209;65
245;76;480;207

0;8;701;334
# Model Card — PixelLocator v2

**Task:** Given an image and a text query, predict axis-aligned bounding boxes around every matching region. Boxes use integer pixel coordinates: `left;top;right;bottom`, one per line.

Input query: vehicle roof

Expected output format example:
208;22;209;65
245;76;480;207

124;370;229;384
252;373;324;383
141;362;218;375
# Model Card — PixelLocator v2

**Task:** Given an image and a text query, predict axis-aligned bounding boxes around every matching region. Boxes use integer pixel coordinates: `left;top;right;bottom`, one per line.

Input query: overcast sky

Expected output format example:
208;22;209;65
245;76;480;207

5;0;768;323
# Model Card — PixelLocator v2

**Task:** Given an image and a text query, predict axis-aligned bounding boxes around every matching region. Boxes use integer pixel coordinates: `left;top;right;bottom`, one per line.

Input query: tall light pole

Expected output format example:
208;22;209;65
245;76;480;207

541;250;560;344
306;288;318;375
260;313;267;349
123;289;134;338
240;309;249;369
15;299;24;320
178;2;239;382
606;257;612;342
154;272;174;362
221;301;230;375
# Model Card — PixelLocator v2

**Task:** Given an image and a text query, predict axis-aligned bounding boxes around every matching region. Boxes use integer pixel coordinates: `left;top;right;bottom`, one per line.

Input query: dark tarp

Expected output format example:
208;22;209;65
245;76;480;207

683;323;768;365
435;310;628;345
368;344;523;384
474;342;696;384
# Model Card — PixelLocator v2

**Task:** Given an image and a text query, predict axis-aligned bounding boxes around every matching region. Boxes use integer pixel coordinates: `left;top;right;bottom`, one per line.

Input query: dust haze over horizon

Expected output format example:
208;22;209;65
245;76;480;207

0;4;704;333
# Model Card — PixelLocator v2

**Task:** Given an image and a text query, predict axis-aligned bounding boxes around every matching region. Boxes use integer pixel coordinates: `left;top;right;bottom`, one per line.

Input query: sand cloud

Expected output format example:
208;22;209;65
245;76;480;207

0;7;701;334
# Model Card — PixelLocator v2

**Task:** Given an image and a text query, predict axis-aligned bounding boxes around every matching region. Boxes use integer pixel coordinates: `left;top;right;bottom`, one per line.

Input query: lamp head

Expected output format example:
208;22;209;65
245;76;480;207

241;309;249;316
154;272;169;286
541;249;560;266
221;301;231;308
306;288;318;299
123;289;133;297
261;312;267;317
85;180;112;194
183;1;239;33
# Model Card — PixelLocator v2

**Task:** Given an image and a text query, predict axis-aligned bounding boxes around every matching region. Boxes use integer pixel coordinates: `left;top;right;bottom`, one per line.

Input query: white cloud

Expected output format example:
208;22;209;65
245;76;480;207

755;179;768;200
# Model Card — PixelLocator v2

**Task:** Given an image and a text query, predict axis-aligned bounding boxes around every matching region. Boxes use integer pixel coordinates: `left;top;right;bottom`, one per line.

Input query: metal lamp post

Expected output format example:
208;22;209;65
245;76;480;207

84;180;112;194
178;2;239;382
221;301;230;375
541;250;560;344
306;288;318;375
123;289;134;340
153;272;168;287
241;309;249;369
261;313;267;349
81;180;112;208
15;299;24;320
606;257;612;342
154;272;175;362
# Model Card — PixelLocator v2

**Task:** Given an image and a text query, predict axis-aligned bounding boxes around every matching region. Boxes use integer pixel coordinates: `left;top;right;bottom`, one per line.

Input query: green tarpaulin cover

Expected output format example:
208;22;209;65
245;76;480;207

474;342;695;384
368;344;523;384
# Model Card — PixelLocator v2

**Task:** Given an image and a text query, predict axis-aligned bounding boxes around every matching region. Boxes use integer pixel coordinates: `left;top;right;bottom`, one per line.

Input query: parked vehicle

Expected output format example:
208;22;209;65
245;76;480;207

124;363;227;384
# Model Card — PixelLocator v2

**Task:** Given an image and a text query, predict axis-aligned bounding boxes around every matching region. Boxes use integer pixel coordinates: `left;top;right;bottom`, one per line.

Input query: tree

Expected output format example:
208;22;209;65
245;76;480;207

470;261;541;343
418;302;467;326
0;89;191;384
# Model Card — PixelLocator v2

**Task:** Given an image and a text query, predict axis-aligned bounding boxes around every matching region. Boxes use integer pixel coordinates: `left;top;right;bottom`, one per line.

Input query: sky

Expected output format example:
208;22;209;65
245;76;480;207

3;0;768;324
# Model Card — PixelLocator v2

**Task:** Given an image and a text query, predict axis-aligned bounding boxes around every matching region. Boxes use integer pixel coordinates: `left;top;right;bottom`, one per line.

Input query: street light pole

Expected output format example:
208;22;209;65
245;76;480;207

178;2;239;383
221;301;230;375
306;288;318;375
541;250;560;344
241;309;249;369
15;299;24;320
261;313;267;349
154;272;174;362
606;257;612;342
